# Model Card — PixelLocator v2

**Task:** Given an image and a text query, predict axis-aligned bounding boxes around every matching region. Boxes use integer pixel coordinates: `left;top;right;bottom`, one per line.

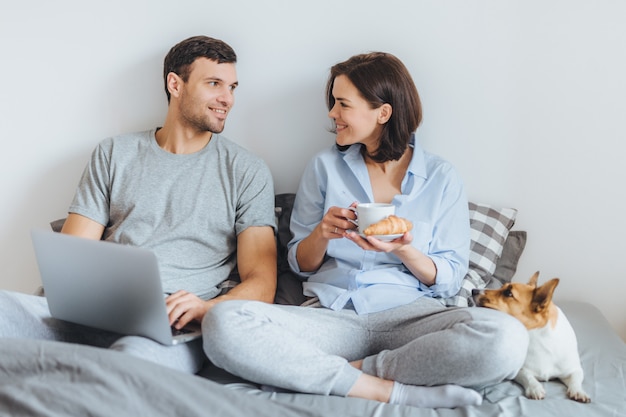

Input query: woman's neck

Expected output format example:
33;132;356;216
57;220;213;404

366;147;413;203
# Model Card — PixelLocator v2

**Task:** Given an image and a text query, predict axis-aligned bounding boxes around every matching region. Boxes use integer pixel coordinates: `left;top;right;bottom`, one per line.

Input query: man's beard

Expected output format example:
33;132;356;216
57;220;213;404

184;113;226;134
179;101;226;134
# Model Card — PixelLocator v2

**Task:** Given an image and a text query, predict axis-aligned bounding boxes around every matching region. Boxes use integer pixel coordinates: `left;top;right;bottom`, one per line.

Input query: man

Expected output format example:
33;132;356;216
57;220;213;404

0;35;277;373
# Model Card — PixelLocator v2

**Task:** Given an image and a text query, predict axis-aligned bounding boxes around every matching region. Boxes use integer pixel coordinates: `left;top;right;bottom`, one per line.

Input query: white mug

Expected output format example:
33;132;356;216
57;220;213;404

349;203;396;235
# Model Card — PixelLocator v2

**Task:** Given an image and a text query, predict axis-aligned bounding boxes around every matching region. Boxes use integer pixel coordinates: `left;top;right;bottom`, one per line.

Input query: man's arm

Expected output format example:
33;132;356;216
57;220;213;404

60;213;105;240
217;225;277;304
166;225;277;328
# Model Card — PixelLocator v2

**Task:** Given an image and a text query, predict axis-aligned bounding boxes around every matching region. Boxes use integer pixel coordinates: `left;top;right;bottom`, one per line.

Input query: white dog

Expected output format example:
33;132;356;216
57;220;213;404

472;272;590;402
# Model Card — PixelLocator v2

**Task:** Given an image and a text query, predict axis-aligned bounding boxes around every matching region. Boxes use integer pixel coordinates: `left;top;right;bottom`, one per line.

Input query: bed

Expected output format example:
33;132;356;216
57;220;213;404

2;194;624;416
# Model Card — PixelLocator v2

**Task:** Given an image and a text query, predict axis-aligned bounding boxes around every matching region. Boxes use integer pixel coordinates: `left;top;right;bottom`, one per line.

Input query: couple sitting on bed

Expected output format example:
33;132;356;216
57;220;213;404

0;35;528;409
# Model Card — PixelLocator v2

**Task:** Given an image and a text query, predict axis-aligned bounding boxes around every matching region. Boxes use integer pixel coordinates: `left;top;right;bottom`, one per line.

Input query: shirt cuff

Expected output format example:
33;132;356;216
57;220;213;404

426;256;462;298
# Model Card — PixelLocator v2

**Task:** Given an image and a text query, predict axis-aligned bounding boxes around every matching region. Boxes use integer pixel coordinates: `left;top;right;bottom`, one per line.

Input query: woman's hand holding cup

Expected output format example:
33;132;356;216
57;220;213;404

320;204;359;239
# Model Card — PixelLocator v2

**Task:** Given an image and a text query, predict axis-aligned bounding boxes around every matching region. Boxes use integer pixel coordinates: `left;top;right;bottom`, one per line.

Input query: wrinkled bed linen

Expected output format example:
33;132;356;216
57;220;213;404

0;340;327;417
1;301;624;417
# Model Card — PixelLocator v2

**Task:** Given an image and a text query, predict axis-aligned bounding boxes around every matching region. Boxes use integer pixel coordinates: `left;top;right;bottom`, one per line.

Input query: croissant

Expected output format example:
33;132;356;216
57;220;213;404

363;215;413;236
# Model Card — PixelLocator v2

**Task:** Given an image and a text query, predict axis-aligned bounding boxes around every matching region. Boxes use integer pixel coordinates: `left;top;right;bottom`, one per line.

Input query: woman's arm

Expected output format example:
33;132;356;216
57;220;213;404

392;242;437;286
295;206;357;272
343;232;437;286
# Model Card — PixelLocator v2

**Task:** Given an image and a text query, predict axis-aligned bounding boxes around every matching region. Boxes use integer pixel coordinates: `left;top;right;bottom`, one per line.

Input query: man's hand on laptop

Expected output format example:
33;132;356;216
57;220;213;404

165;291;210;330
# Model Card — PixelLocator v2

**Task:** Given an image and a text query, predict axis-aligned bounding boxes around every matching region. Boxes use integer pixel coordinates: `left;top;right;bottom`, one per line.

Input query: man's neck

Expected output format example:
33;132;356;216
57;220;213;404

154;124;213;155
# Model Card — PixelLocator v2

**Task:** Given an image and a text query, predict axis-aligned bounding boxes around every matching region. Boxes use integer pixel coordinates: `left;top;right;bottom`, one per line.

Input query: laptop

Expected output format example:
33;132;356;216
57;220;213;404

30;229;202;345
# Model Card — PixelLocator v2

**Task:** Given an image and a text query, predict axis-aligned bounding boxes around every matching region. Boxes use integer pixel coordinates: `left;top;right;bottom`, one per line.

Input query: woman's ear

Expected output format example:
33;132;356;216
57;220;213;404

377;103;393;124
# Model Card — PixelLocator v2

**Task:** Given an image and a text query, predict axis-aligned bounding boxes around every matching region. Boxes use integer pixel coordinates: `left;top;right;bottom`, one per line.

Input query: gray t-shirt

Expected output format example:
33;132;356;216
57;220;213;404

68;129;275;299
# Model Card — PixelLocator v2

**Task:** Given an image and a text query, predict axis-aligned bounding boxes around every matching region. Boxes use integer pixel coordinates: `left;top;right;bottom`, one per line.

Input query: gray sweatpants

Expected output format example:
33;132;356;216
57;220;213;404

0;290;204;373
203;297;528;396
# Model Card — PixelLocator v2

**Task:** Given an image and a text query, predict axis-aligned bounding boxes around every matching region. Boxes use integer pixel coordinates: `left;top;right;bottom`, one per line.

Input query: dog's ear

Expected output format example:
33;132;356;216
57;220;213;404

532;278;559;312
528;271;540;287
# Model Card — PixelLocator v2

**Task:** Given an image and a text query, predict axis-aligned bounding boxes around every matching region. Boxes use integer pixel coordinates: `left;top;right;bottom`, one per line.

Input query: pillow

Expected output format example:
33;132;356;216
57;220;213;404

442;202;518;307
493;230;526;283
485;230;527;291
273;193;307;306
467;202;518;277
50;218;65;232
274;193;295;265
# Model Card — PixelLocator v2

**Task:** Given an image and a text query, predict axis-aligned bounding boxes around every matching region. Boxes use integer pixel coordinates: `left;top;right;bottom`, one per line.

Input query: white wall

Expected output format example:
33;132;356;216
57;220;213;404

1;0;625;340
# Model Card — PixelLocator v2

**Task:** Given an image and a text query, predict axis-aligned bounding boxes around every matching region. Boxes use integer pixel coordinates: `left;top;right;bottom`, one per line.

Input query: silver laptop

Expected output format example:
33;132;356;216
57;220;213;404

31;229;202;345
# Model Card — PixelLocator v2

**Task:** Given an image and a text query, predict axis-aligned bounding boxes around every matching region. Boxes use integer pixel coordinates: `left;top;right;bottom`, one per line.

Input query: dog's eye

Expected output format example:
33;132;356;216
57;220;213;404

503;288;514;298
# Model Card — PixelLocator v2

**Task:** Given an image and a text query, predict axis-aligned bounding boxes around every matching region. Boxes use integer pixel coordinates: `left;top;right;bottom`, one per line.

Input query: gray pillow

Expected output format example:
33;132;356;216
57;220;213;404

50;218;65;233
442;202;518;307
273;193;306;306
493;230;527;283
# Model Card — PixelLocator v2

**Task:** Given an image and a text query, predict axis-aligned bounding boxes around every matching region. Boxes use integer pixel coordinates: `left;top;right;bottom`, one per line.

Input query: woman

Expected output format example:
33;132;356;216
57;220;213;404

203;52;528;409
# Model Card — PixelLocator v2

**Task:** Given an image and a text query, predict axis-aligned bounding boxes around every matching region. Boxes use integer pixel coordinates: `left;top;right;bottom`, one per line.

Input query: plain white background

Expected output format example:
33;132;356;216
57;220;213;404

1;0;625;340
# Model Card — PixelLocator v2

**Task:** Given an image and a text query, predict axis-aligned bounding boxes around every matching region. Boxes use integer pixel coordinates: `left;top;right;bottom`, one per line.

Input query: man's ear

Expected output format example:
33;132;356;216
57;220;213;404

166;72;183;100
377;103;392;124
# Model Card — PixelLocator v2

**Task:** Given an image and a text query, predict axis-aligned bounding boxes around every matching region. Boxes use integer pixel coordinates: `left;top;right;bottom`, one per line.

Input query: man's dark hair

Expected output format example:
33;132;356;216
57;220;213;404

326;52;422;162
163;35;237;102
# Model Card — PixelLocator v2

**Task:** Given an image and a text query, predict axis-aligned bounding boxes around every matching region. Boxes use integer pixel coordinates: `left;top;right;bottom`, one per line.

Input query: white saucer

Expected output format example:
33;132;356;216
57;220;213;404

359;233;404;241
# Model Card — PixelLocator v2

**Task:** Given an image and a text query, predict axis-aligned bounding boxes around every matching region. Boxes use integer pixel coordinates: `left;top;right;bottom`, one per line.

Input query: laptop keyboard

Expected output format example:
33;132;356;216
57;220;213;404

171;326;196;336
171;326;194;336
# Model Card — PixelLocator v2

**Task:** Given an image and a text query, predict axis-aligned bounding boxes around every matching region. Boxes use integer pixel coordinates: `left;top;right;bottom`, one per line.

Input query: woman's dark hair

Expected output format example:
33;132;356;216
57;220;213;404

163;35;237;103
326;52;422;162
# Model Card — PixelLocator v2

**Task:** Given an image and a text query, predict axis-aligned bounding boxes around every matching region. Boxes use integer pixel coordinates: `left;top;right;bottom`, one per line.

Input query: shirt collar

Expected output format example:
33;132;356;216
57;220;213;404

407;133;427;180
342;134;426;175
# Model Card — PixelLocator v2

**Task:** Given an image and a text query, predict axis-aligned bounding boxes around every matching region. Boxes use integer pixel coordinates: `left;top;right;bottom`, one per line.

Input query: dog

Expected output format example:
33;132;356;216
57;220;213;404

472;272;591;403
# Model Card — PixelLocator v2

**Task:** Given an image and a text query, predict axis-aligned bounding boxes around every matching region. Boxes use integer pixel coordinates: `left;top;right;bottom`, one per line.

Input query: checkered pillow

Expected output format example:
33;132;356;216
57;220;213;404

442;202;517;307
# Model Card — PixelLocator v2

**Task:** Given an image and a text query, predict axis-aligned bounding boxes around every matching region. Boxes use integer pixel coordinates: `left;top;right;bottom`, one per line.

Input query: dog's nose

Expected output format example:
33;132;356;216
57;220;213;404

471;289;481;296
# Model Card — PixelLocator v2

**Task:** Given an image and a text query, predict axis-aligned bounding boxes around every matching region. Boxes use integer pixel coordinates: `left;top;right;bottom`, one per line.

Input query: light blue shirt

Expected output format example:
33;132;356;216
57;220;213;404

287;136;470;314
